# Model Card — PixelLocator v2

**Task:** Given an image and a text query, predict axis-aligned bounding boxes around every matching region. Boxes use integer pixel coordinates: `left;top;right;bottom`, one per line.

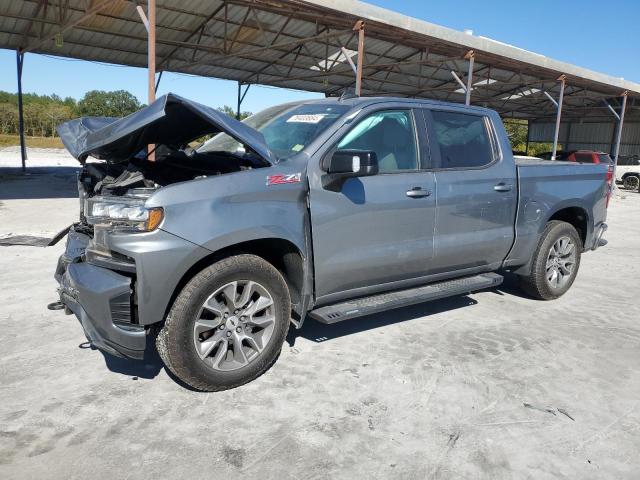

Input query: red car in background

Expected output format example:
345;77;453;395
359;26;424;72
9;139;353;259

538;150;613;164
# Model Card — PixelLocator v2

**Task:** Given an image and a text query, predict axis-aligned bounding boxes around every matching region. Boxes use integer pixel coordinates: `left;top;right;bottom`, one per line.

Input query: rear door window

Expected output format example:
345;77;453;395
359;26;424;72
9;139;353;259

430;111;495;169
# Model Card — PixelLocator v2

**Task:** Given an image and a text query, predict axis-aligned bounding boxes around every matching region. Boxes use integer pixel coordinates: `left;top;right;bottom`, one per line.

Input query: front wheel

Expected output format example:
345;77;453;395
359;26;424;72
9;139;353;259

518;220;582;300
156;254;291;391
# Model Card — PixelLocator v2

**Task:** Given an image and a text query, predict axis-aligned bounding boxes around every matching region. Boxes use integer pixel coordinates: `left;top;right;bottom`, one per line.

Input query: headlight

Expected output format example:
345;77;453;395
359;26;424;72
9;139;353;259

87;196;163;232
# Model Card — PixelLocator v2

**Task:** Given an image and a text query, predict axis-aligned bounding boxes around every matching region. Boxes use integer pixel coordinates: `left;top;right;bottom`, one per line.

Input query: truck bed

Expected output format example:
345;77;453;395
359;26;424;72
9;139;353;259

504;157;609;271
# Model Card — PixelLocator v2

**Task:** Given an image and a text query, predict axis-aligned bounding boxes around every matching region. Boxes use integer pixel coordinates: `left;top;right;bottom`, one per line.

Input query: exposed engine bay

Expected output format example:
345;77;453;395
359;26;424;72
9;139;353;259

80;146;258;196
55;93;275;235
76;145;265;231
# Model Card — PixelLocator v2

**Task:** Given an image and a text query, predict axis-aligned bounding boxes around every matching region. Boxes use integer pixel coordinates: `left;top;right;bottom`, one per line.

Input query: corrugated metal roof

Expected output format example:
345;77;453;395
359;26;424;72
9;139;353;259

1;0;638;121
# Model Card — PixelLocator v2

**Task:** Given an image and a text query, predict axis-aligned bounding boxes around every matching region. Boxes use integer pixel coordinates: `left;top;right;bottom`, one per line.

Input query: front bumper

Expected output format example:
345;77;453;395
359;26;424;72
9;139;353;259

58;261;146;359
54;227;146;359
54;225;211;360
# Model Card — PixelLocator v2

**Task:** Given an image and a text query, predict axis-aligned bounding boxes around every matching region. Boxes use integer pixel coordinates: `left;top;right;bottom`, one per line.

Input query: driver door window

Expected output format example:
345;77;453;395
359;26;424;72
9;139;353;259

336;110;419;173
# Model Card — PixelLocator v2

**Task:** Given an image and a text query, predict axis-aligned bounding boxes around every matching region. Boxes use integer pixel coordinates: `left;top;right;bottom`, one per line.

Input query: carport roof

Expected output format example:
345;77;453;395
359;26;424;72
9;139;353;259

1;0;638;121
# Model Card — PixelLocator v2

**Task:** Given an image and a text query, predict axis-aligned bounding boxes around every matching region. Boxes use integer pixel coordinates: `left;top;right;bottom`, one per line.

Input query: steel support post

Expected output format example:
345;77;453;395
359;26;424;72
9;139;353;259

236;81;242;120
236;83;251;120
16;50;27;172
354;20;365;96
148;0;156;160
154;71;163;93
464;51;474;106
551;75;566;161
612;91;628;185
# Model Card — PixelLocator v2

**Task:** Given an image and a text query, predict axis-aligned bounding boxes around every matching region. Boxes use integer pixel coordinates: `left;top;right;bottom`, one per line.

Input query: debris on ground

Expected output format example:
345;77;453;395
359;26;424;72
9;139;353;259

523;403;557;416
0;235;52;247
558;408;575;421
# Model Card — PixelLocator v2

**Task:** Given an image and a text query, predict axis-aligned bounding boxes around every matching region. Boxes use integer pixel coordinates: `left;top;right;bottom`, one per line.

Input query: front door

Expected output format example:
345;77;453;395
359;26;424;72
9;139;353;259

309;108;436;301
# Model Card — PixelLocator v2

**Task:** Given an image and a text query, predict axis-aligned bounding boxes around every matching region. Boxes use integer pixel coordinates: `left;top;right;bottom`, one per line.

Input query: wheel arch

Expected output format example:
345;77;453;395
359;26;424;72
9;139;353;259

513;203;590;276
165;237;309;326
546;205;589;247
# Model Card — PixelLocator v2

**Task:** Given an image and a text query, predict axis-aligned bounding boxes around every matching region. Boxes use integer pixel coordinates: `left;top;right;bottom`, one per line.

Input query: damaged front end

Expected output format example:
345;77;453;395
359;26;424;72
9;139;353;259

52;94;273;359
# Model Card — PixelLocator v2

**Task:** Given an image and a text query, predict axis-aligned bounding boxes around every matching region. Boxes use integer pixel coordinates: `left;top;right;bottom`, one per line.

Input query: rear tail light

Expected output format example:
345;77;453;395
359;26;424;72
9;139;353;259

605;165;614;208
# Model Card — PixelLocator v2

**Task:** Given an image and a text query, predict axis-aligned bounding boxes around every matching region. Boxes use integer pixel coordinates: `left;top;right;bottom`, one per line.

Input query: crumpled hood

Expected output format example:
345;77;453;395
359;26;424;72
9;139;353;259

57;93;274;164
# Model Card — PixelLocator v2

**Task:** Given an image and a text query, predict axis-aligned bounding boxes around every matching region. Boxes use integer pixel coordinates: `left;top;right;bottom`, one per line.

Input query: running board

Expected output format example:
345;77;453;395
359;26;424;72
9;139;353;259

309;273;503;324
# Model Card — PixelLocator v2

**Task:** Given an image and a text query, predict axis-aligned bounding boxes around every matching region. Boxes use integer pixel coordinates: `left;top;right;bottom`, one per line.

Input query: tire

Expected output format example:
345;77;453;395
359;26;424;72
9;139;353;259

518;220;582;300
156;254;291;391
622;175;639;190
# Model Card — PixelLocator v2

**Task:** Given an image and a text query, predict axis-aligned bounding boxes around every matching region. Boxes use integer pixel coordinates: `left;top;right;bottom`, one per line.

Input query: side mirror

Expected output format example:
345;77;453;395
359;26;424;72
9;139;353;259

322;150;378;191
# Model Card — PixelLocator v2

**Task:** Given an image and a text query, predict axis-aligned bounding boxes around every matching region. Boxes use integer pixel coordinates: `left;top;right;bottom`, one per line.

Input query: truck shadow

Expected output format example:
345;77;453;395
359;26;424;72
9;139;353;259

92;285;519;388
490;271;533;300
287;295;478;346
90;341;164;381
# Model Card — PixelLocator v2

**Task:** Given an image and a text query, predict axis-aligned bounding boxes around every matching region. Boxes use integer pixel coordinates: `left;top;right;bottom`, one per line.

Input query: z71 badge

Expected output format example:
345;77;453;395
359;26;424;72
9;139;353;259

266;173;302;186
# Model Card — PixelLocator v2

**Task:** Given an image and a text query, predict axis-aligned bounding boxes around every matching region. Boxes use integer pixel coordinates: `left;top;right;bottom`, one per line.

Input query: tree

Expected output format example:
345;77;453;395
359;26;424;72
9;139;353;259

46;104;74;136
503;119;528;153
217;105;252;120
76;90;142;117
0;103;18;135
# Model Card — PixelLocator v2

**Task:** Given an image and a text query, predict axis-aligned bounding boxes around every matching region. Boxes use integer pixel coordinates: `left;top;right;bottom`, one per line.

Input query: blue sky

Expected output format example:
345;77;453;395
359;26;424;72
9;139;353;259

1;0;638;112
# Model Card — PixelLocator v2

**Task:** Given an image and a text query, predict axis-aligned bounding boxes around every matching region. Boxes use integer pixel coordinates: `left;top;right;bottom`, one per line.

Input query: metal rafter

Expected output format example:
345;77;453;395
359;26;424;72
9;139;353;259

21;0;118;53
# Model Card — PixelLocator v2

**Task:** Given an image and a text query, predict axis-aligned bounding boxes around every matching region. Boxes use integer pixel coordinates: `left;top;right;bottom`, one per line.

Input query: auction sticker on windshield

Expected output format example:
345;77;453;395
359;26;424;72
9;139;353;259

286;114;327;124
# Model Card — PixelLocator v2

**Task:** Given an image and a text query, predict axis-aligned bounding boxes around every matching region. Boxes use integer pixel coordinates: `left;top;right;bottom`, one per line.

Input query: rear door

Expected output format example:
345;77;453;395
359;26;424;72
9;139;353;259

308;106;436;301
425;108;517;272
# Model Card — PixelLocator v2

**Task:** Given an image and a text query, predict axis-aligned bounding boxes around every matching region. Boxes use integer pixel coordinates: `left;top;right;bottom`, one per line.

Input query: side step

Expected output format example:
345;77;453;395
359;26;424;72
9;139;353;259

309;272;503;324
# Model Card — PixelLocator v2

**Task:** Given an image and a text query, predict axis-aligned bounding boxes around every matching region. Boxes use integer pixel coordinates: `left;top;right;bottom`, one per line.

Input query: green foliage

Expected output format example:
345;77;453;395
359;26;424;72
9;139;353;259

0;91;76;137
503;118;529;154
76;90;142;117
527;142;557;157
0;91;253;142
217;105;252;120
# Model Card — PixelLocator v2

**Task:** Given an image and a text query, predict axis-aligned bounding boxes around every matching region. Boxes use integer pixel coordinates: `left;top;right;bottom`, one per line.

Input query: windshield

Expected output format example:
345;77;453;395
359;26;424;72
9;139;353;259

197;103;349;160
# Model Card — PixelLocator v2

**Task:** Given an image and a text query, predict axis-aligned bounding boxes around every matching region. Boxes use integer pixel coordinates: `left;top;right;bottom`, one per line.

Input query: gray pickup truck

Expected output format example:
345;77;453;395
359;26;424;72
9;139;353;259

52;94;610;391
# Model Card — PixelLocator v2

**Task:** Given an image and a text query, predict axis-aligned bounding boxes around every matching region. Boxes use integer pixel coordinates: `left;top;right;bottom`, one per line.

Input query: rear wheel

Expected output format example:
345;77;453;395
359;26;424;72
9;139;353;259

622;175;639;190
519;221;582;300
156;254;291;391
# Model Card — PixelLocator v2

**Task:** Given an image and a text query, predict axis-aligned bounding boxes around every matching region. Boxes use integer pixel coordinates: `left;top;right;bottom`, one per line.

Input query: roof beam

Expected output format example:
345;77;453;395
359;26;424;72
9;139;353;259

19;0;47;49
21;0;119;53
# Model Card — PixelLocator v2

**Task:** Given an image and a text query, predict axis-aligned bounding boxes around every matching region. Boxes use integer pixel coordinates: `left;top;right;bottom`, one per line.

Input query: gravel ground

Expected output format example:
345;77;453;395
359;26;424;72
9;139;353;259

0;147;80;237
1;153;639;479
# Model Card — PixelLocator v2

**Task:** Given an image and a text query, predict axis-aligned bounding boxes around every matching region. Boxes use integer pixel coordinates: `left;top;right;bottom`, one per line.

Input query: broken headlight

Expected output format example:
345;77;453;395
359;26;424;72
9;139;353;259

86;196;163;232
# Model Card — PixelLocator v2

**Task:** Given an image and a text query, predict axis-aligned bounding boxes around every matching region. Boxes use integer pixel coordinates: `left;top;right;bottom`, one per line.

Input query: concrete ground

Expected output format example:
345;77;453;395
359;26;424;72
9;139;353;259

1;151;639;479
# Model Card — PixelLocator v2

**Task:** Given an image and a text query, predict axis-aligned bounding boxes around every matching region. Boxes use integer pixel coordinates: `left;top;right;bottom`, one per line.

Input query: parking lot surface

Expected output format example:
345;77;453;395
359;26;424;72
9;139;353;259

1;161;639;479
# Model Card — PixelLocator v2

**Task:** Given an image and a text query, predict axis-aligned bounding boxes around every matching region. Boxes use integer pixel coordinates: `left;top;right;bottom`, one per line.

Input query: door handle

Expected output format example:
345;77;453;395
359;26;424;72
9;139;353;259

493;183;512;192
406;187;431;198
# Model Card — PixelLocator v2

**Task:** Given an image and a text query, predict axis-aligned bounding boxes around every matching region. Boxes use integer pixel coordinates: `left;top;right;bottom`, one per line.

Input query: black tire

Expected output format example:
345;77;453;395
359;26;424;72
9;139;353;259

622;175;639;190
156;254;291;391
518;220;582;300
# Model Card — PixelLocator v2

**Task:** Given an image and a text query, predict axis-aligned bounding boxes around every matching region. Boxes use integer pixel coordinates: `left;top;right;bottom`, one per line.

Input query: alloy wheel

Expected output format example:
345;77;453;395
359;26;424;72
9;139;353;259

545;236;577;289
192;280;275;371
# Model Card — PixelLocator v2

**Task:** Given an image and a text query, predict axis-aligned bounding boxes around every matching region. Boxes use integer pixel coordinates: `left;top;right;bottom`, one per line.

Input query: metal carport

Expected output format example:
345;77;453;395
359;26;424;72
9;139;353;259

1;0;639;169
